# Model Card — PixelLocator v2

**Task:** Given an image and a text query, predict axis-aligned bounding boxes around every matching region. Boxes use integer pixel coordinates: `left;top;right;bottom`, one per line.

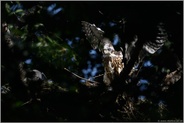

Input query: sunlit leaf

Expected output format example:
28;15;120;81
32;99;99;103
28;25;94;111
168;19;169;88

34;23;44;29
14;9;24;14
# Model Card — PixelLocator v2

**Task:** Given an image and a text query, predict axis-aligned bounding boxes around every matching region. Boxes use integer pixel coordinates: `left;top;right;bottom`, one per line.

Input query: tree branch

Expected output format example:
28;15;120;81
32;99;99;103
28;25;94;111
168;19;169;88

64;68;99;87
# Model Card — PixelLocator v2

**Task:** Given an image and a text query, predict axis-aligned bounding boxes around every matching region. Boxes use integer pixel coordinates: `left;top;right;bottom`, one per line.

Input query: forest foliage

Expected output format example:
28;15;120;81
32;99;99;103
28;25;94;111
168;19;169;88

1;1;183;122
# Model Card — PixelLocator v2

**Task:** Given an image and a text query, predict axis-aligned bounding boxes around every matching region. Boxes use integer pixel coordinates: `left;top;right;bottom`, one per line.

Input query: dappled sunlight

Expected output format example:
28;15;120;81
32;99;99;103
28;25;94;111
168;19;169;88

1;1;182;122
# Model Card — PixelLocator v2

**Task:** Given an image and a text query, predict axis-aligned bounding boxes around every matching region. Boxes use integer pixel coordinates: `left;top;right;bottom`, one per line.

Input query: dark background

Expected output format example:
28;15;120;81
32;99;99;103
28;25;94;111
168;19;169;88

1;1;183;122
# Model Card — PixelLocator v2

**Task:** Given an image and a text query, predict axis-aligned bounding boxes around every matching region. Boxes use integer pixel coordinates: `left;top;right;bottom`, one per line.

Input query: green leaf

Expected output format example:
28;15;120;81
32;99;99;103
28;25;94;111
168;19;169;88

12;101;24;108
34;23;44;29
14;9;24;14
5;3;11;13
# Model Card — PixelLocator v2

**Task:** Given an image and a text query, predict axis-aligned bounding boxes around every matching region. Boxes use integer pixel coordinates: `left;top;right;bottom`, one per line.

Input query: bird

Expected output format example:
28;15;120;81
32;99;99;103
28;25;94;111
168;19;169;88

127;22;168;77
81;21;124;89
25;69;47;100
18;61;47;104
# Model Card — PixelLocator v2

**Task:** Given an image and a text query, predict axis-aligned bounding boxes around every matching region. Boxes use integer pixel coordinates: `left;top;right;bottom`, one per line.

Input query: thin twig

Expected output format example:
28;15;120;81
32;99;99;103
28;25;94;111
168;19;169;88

92;73;104;79
64;68;99;84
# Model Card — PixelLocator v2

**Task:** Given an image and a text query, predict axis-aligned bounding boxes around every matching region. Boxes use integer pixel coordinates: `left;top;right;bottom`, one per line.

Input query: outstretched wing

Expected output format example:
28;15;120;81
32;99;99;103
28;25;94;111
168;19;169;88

81;21;124;90
143;22;168;54
81;21;104;49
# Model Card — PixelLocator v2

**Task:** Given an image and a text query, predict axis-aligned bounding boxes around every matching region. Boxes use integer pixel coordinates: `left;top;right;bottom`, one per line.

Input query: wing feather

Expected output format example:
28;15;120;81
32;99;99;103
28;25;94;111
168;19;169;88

81;21;104;49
